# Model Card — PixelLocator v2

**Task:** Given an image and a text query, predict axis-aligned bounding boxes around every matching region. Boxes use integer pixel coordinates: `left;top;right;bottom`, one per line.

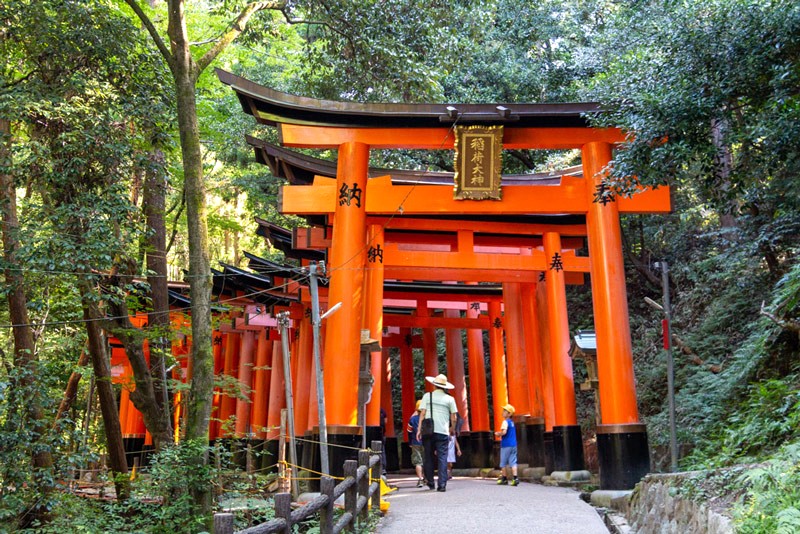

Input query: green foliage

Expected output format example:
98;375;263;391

25;441;209;533
0;365;88;529
686;376;800;468
734;444;800;533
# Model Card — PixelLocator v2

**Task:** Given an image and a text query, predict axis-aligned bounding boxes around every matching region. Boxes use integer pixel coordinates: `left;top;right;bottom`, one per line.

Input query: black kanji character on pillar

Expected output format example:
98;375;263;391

593;183;614;205
539;272;546;282
367;244;384;263
304;307;312;318
492;317;503;329
550;252;564;272
213;336;223;346
338;182;363;207
470;302;481;311
294;329;301;340
404;333;413;347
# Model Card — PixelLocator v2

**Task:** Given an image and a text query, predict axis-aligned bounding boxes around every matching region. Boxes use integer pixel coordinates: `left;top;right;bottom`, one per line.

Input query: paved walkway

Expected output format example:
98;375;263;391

375;474;609;534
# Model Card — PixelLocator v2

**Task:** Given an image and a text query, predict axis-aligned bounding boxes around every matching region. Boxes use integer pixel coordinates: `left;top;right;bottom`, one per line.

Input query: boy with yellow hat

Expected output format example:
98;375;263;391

494;404;519;486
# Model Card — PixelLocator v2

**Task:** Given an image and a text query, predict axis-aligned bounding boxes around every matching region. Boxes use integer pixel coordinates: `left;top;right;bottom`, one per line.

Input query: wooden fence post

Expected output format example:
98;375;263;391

275;492;292;534
319;476;335;534
344;459;358;533
371;440;383;513
213;513;234;534
358;449;370;523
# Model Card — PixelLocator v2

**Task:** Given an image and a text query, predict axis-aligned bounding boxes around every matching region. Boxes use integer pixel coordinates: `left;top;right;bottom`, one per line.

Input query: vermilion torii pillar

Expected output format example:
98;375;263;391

466;300;492;467
466;302;490;432
502;282;533;466
544;231;585;473
419;303;440;390
583;141;651;489
488;301;508;439
294;310;313;435
250;330;271;439
521;282;547;468
364;223;385;448
398;327;416;436
323;141;370;462
219;332;240;435
234;331;255;438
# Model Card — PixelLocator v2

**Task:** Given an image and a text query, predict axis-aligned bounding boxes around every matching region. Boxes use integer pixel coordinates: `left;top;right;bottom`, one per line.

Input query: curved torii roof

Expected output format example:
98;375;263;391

247;135;582;186
216;69;602;129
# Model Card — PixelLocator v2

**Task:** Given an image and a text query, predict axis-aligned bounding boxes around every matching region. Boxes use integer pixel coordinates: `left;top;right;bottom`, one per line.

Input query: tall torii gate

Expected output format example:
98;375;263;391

219;69;671;490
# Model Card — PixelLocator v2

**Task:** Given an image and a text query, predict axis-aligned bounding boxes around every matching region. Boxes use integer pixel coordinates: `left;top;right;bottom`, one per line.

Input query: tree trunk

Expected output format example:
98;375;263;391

76;275;130;499
168;0;214;513
106;266;174;451
710;116;739;230
53;349;90;428
143;148;175;448
1;118;55;524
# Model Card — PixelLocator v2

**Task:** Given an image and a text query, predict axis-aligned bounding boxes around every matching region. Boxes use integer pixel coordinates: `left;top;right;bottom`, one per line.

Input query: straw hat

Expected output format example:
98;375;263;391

502;404;515;416
425;374;455;390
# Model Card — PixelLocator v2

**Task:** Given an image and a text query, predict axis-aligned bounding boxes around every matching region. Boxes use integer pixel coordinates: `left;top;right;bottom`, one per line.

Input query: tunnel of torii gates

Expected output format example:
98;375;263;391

108;69;671;492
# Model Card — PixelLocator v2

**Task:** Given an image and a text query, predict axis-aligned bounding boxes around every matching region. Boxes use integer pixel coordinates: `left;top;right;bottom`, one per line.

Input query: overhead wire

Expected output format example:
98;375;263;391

2;116;466;328
0;270;310;330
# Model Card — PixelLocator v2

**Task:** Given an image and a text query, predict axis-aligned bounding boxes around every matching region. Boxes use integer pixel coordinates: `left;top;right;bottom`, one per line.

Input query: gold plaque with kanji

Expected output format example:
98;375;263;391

453;125;503;200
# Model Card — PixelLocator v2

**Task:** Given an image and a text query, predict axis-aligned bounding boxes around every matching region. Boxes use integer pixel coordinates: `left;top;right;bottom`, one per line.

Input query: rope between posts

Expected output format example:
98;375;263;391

279;455;382;484
279;460;345;481
293;436;369;452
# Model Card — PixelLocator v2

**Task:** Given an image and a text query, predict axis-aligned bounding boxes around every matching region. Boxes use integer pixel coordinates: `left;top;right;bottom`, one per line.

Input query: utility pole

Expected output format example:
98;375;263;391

653;261;678;472
277;311;299;497
308;261;330;475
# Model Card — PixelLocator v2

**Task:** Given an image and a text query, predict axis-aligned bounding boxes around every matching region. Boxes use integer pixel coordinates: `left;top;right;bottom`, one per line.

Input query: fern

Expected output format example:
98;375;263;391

734;444;800;533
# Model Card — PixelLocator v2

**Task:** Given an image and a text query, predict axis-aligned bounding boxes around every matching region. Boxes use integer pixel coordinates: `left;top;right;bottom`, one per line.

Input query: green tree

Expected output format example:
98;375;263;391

121;0;292;515
1;0;177;505
587;0;800;275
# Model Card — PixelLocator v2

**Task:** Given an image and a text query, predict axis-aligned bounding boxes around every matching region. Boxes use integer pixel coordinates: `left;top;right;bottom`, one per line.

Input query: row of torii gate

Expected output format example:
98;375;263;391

115;70;671;491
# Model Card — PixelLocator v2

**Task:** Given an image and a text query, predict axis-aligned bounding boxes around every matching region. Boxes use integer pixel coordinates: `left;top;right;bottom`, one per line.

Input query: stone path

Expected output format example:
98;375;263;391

375;474;609;534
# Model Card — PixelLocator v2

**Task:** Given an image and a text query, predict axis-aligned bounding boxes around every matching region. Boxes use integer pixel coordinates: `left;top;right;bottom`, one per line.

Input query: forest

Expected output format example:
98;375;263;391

1;0;799;532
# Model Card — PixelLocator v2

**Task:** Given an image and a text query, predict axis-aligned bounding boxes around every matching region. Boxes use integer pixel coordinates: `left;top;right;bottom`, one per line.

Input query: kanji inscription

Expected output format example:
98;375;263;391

454;125;503;200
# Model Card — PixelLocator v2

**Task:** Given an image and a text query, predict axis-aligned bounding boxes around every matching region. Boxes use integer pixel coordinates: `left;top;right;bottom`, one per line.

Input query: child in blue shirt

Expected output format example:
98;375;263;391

494;404;519;486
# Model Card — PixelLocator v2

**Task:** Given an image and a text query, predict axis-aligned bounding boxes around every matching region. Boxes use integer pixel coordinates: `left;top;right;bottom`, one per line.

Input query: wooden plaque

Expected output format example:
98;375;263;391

453;125;503;200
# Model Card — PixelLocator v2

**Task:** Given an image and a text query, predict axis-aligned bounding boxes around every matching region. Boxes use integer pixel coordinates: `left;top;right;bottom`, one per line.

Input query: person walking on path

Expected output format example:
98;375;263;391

406;400;425;487
446;430;461;480
495;404;519;486
416;374;458;492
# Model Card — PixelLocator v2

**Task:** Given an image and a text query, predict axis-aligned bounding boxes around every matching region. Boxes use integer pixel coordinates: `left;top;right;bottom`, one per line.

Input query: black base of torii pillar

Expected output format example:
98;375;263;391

552;425;585;472
597;424;651;490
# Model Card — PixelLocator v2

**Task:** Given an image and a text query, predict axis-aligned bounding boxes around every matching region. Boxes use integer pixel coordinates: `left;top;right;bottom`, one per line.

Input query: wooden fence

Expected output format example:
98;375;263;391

214;441;384;534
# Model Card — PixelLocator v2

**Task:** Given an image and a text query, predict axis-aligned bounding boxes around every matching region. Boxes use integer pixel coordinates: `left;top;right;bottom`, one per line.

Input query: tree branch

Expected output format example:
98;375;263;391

189;38;218;47
123;0;175;73
507;149;536;170
671;333;721;373
166;187;186;254
279;9;346;36
621;225;662;290
196;1;286;75
0;69;37;90
761;300;800;333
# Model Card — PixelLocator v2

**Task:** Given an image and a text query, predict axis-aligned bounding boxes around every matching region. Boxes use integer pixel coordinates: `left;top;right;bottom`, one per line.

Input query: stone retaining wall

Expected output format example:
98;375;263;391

626;473;733;534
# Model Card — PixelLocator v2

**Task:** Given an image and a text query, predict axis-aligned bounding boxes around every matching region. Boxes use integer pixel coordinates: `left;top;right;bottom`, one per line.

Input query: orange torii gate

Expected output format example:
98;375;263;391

297;220;591;470
219;69;671;490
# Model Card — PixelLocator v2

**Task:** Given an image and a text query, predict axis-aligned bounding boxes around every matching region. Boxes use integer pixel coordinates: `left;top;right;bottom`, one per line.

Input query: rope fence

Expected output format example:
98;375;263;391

214;440;384;534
